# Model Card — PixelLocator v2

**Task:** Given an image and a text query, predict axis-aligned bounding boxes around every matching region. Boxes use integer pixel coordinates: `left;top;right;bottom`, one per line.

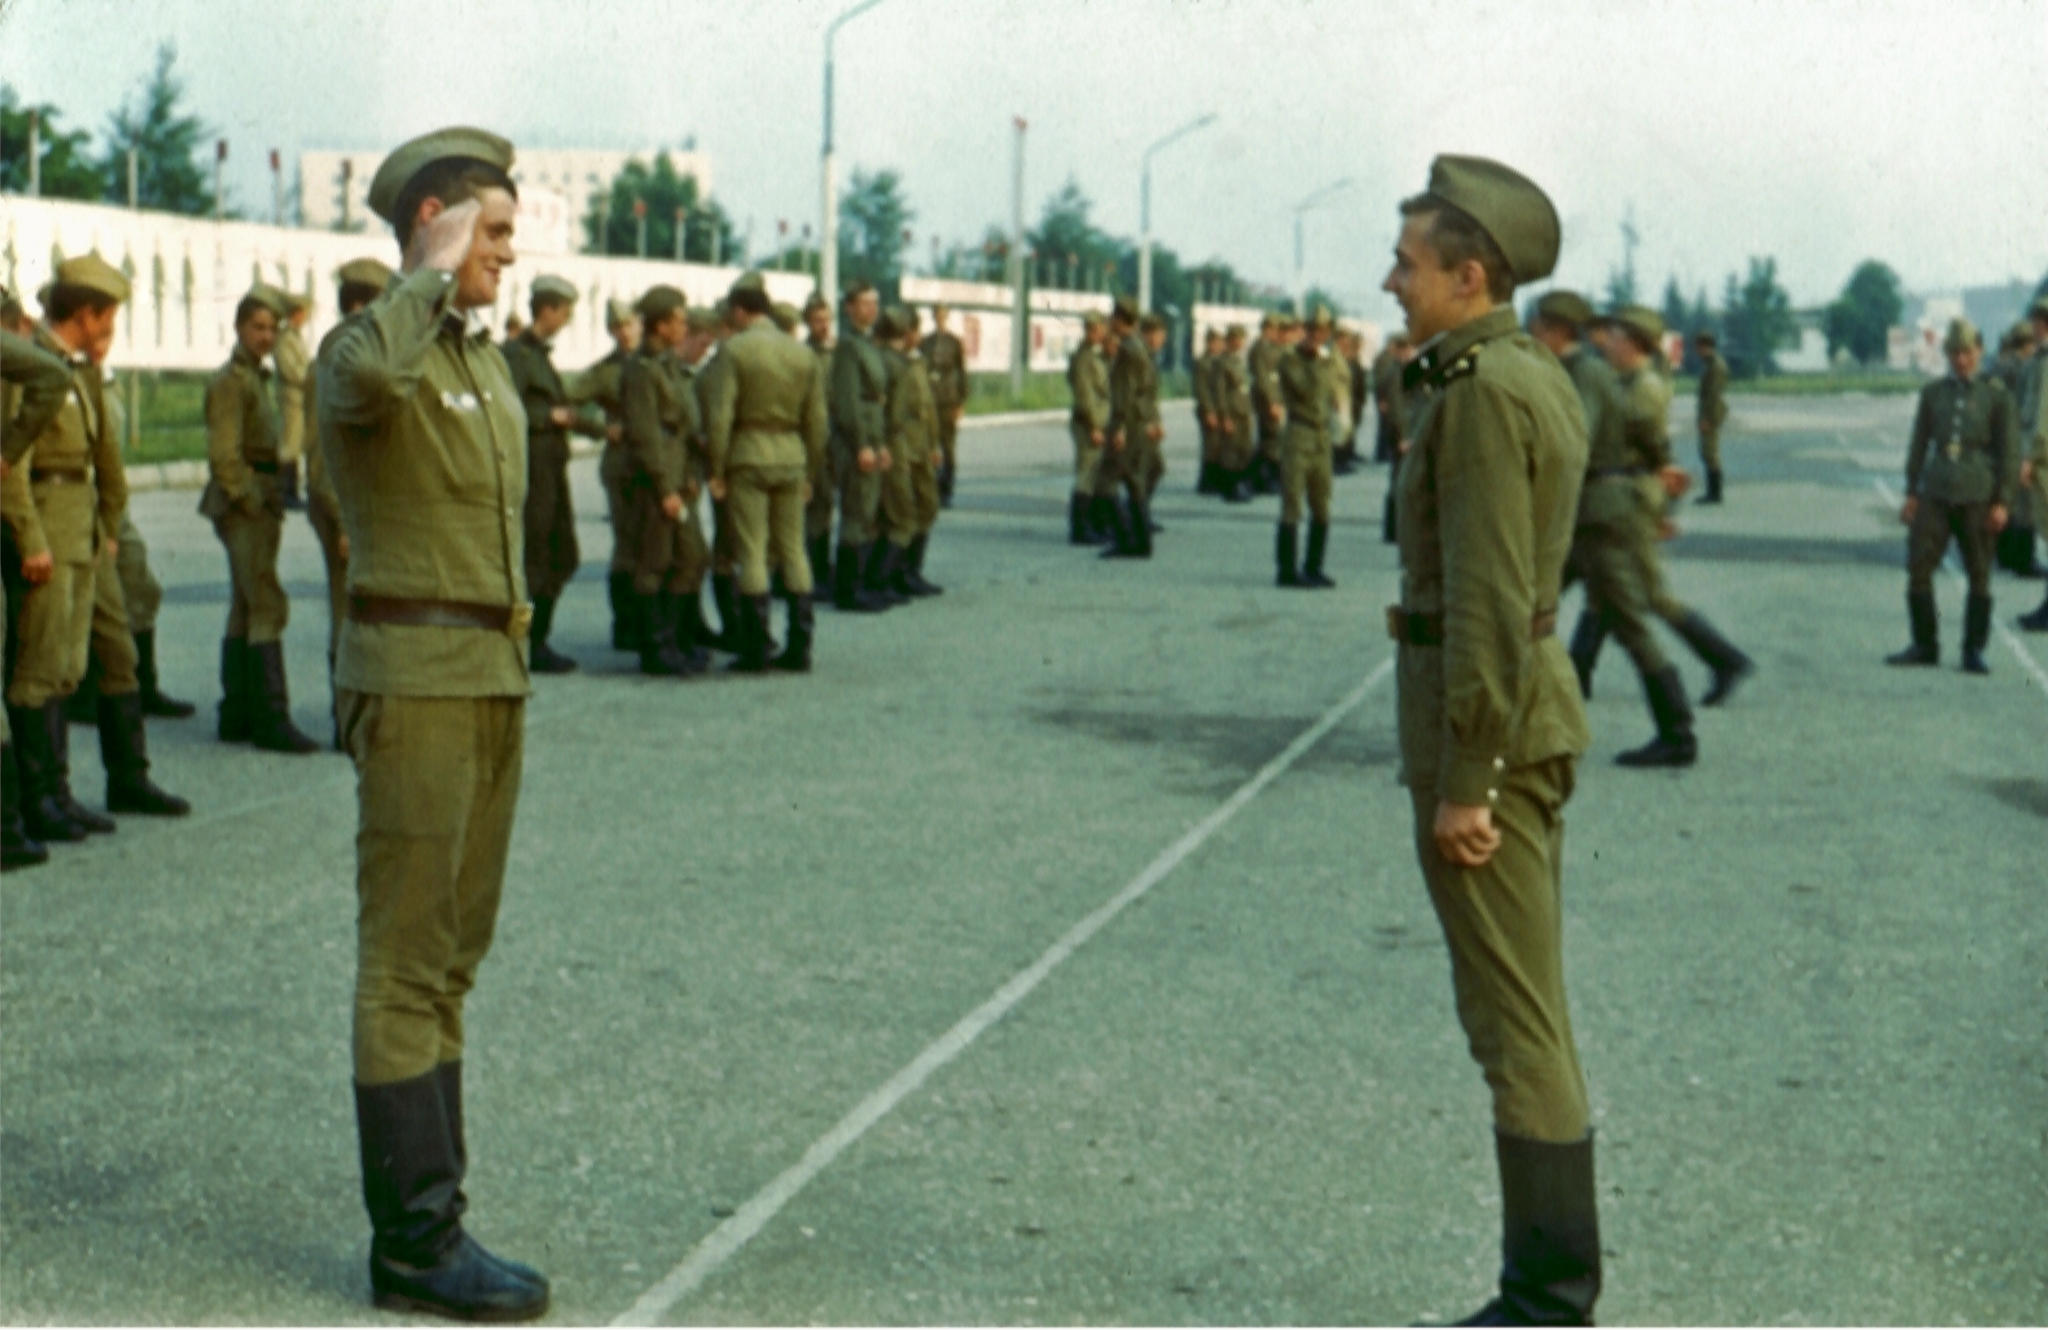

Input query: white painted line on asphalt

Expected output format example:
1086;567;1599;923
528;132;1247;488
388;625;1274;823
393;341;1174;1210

611;657;1397;1326
1869;477;2048;697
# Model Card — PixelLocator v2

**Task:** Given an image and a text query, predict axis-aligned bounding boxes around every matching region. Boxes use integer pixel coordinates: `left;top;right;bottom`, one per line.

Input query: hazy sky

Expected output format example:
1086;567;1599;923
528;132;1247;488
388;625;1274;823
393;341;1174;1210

5;0;2044;325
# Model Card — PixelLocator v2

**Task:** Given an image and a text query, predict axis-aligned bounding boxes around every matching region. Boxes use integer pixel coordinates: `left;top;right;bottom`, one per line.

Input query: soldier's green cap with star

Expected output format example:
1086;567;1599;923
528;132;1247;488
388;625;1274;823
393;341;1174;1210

245;282;291;319
1534;290;1595;329
1138;312;1166;334
49;253;132;305
1605;303;1665;346
605;297;636;328
1943;317;1980;354
770;302;800;333
1227;323;1247;338
1693;327;1719;346
368;127;515;225
281;290;312;314
686;307;721;334
2011;321;2038;347
1112;294;1140;323
635;284;688;320
1307;305;1334;330
1420;154;1560;284
530;275;579;305
728;269;769;300
336;257;395;291
874;307;905;340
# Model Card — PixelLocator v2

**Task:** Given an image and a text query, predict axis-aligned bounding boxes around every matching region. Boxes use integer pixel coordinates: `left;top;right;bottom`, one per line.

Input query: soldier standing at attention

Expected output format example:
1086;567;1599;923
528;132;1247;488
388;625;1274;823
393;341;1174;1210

1886;318;2015;673
1096;302;1165;559
1215;325;1256;503
2018;299;2048;631
203;284;320;753
1193;327;1223;494
884;306;943;598
578;300;640;651
801;294;838;585
829;281;894;612
1381;155;1601;1327
1067;311;1111;544
861;307;915;608
321;127;549;1321
621;285;712;676
1693;328;1730;504
1247;312;1285;494
1275;305;1338;588
702;271;829;672
921;301;967;506
276;291;313;510
1335;329;1369;474
500;275;604;673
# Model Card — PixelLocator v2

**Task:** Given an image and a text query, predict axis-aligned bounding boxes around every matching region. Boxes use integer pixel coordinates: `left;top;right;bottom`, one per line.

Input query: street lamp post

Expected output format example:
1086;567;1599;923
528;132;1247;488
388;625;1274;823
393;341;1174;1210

1137;112;1217;313
1292;177;1357;310
820;0;888;307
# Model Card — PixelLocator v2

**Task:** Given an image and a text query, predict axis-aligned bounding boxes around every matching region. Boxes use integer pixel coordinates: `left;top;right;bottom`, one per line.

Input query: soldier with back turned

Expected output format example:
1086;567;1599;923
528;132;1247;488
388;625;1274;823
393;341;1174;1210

1693;328;1730;503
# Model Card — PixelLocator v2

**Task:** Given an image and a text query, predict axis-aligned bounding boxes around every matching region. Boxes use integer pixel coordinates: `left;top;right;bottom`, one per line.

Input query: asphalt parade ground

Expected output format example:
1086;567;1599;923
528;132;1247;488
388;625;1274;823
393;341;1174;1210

1;395;2042;1326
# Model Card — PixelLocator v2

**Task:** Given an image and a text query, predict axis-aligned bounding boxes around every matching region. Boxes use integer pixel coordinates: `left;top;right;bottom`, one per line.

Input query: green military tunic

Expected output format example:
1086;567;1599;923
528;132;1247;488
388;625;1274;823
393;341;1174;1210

1067;340;1109;494
1248;334;1284;462
1566;344;1671;676
830;327;890;547
1903;370;2016;596
1277;343;1335;525
1098;332;1161;502
307;319;354;658
500;329;601;602
201;343;292;643
620;345;708;598
1213;352;1255;473
1;329;77;738
1695;348;1729;472
1192;350;1219;470
574;344;635;578
702;321;828;596
920;325;966;489
1393;305;1591;1143
879;345;937;548
318;264;531;1086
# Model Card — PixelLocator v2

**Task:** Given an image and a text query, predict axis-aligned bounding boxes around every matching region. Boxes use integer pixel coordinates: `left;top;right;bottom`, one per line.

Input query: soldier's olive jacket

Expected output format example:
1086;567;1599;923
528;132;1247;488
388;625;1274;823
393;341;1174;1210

1395;307;1590;806
1068;342;1109;431
304;323;343;535
886;347;938;466
501;330;603;470
1;329;74;467
701;321;828;480
318;267;530;698
276;323;311;459
2015;354;2043;442
1906;372;2016;506
1248;338;1282;417
1;325;126;564
1278;343;1332;450
201;343;284;521
1214;354;1252;420
1191;353;1216;417
621;346;699;500
920;329;966;408
1108;334;1160;440
1560;345;1640;529
1697;351;1730;427
830;327;889;458
1372;349;1406;435
574;345;632;486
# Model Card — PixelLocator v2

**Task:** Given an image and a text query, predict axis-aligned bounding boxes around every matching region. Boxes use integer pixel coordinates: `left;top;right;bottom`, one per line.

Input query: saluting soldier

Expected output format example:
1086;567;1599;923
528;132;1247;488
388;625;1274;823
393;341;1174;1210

1275;306;1339;588
1096;302;1166;559
2018;298;2048;631
621;285;712;676
276;291;313;509
1886;317;2016;673
499;274;605;673
1;317;77;868
1380;155;1601;1327
701;271;830;672
884;305;943;597
921;301;967;506
1067;311;1112;544
321;127;550;1321
829;281;895;612
1214;325;1256;503
575;299;641;650
1693;328;1730;503
202;284;320;753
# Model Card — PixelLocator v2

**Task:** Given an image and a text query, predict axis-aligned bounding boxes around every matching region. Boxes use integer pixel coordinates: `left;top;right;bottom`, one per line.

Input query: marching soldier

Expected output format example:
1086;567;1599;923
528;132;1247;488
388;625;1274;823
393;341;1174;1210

882;305;943;598
499;274;605;673
576;300;641;650
1380;155;1601;1326
202;284;320;753
1693;328;1730;503
801;295;837;585
621;285;713;675
829;281;895;612
1214;324;1256;503
1886;317;2016;673
921;301;967;505
701;271;830;671
1275;305;1338;588
1097;303;1166;559
1067;311;1111;544
276;291;313;509
321;126;550;1321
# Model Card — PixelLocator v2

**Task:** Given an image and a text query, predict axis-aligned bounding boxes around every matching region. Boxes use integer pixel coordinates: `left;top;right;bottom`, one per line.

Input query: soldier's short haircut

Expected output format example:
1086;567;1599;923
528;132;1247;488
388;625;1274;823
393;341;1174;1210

339;281;383;315
1399;194;1515;303
730;286;770;316
233;295;278;328
392;157;519;251
44;285;118;325
529;291;574;318
841;280;876;306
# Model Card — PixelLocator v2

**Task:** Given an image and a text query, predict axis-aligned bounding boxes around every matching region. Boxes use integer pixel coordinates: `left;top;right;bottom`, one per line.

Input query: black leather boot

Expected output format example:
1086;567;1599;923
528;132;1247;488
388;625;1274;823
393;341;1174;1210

1961;594;1993;675
1275;523;1301;587
1615;666;1698;767
1671;610;1753;705
2;741;50;869
432;1062;545;1291
527;597;578;674
1383;487;1399;545
1885;591;1939;666
1069;493;1093;545
807;534;833;588
1697;468;1723;505
834;543;890;612
727;594;773;674
355;1072;549;1322
707;573;740;651
672;591;714;670
899;534;943;596
637;594;700;676
866;542;911;606
8;705;86;843
772;594;814;673
135;630;196;719
1085;495;1117;544
1302;522;1335;588
1995;523;2040;577
1224;468;1253;503
248;642;321;753
45;700;116;832
1566;610;1607;700
607;572;641;651
219;638;253;742
1450;1133;1602;1327
99;692;191;816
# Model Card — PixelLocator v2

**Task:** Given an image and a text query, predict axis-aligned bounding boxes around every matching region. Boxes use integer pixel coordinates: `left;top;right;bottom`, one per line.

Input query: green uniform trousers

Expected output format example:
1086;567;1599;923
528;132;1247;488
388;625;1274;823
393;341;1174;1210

836;450;884;546
7;557;96;708
1217;412;1256;472
1411;755;1589;1144
522;445;580;602
729;464;813;596
342;690;525;1087
1281;430;1333;525
1092;436;1147;506
1574;489;1672;676
628;485;709;598
1908;498;1993;597
89;548;140;696
114;513;162;634
1142;435;1165;499
602;446;635;576
912;459;941;535
1071;423;1104;495
878;454;919;549
308;502;349;660
936;411;959;481
1698;421;1722;472
805;464;836;542
211;506;291;643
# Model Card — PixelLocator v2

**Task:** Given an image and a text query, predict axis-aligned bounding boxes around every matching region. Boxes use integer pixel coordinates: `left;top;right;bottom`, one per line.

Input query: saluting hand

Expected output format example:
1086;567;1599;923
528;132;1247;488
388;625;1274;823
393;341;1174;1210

416;198;483;274
1434;801;1502;868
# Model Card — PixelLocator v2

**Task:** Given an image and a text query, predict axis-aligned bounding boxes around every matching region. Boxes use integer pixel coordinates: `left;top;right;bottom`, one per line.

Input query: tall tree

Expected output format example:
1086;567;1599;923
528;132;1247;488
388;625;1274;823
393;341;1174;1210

1822;260;1903;366
0;87;105;199
1720;257;1796;378
1027;177;1120;286
837;168;914;291
100;43;214;215
583;152;738;262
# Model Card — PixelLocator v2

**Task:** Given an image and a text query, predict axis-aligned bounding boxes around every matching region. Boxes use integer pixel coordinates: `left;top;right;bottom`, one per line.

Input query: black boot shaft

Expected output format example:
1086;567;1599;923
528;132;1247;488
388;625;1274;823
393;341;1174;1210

527;597;578;674
1616;666;1698;767
1302;522;1335;588
1673;611;1753;705
1887;591;1940;666
1962;594;1993;674
772;595;815;673
637;595;702;676
135;630;196;719
1275;523;1300;586
727;594;772;673
7;705;87;843
1488;1132;1601;1326
44;700;115;832
219;638;253;742
99;692;191;816
248;642;322;753
1;741;50;868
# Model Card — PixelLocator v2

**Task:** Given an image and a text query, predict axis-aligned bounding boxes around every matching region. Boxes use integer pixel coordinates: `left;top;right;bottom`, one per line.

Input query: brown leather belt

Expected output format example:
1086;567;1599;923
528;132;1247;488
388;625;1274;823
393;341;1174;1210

29;467;89;485
1386;606;1558;647
349;595;532;642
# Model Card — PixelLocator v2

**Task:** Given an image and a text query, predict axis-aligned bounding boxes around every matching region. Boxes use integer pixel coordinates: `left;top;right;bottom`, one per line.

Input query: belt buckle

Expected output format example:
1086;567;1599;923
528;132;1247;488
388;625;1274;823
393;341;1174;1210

507;602;533;643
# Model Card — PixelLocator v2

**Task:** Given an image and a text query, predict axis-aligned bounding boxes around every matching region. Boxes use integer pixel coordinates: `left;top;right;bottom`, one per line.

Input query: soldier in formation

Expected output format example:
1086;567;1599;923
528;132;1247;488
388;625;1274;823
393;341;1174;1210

580;299;641;650
2019;298;2048;631
1274;306;1338;588
1066;310;1111;544
921;302;967;506
1094;303;1167;559
1212;324;1256;503
880;305;945;598
802;294;838;584
275;290;313;510
620;284;715;675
